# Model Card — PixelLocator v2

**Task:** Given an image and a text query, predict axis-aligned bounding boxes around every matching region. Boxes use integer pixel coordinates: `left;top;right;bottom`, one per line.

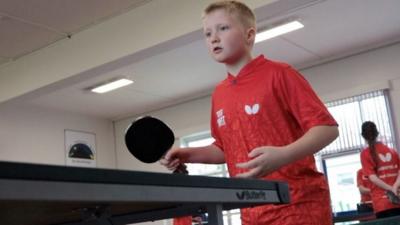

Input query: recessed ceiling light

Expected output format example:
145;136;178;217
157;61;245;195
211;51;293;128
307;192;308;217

90;78;133;94
255;20;304;43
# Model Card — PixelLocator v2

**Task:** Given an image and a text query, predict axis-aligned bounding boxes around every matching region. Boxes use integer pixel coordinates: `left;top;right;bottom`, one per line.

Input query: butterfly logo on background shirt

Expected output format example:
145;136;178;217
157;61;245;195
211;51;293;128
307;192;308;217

244;104;260;115
379;153;392;162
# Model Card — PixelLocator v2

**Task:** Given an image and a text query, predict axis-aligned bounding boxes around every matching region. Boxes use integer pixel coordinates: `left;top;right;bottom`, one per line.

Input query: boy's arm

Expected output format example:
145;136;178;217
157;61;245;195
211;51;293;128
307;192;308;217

179;144;226;164
160;144;225;171
236;125;338;178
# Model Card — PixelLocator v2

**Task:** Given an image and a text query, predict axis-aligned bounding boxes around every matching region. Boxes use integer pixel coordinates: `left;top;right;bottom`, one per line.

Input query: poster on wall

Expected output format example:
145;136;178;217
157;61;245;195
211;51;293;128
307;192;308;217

65;130;96;168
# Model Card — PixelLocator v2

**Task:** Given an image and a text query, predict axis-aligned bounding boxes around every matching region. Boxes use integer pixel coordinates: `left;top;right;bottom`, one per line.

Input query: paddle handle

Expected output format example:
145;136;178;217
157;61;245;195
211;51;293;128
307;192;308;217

173;164;188;174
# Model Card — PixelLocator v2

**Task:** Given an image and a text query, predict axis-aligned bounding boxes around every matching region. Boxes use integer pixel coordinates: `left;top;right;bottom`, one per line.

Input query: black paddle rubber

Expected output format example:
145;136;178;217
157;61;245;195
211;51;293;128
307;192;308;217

125;116;175;163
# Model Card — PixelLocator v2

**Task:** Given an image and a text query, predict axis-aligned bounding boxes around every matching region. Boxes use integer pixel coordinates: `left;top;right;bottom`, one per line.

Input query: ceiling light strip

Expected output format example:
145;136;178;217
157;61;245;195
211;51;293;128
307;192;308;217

255;20;304;43
91;78;133;94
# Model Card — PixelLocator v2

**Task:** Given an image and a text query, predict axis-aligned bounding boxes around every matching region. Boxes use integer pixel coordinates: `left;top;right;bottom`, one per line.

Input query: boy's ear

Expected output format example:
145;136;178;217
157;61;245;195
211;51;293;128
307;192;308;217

246;27;256;46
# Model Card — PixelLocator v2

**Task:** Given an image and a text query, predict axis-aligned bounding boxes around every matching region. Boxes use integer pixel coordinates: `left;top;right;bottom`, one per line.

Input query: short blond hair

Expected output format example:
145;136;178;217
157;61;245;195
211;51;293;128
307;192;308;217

203;1;256;30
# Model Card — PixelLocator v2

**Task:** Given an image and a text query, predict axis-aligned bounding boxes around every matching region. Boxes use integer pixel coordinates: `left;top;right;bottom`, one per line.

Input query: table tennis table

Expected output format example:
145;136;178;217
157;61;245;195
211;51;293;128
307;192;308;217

0;161;289;225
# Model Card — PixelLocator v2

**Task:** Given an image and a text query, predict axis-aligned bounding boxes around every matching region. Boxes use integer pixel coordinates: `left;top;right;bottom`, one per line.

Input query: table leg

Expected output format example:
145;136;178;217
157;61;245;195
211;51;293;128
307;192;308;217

206;204;224;225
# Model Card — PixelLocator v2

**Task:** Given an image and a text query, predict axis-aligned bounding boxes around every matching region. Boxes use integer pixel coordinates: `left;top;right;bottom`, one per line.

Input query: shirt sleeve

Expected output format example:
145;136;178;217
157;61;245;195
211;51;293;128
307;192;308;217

275;66;337;132
210;94;224;151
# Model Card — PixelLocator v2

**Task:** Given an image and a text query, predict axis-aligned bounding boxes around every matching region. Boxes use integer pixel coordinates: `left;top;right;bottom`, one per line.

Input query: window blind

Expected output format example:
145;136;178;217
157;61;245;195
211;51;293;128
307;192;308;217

318;90;396;155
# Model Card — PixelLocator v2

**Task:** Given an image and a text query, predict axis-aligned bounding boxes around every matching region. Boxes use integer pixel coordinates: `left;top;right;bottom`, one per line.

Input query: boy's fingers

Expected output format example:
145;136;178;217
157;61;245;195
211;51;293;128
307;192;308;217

164;151;173;160
235;169;257;178
165;162;179;171
170;158;180;167
237;156;262;169
248;148;263;158
236;161;251;169
159;157;179;168
235;171;251;178
160;155;172;163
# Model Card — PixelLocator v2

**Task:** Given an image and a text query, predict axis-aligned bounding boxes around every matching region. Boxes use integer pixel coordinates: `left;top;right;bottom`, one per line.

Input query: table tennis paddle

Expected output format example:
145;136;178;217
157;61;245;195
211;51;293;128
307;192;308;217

386;190;400;205
125;116;175;163
125;116;187;174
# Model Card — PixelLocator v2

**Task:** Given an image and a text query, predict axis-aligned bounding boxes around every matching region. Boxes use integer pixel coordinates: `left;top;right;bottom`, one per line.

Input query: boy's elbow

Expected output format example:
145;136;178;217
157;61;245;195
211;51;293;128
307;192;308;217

316;125;338;145
331;126;339;139
328;126;339;142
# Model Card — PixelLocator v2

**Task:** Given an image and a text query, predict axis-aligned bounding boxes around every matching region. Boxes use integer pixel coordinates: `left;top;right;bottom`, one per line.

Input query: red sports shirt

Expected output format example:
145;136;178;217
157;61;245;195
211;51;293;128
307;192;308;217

360;143;400;213
357;168;372;203
211;55;337;225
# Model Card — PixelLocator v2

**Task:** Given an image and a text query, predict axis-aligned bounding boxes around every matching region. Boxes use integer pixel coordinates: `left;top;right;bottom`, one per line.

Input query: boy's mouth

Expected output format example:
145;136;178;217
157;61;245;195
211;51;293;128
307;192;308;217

213;47;222;54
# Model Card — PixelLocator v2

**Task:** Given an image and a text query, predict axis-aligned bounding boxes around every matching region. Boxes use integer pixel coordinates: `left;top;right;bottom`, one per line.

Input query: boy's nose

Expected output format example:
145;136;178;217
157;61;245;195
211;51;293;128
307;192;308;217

211;35;219;44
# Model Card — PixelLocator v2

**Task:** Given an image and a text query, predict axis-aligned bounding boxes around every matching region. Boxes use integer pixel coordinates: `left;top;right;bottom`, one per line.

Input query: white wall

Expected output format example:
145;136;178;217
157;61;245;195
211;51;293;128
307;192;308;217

115;42;400;171
0;103;116;168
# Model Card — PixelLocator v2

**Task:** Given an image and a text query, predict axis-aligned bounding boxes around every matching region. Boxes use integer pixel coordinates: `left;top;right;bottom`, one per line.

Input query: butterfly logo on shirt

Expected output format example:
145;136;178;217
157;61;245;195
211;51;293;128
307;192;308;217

379;153;392;162
244;104;260;115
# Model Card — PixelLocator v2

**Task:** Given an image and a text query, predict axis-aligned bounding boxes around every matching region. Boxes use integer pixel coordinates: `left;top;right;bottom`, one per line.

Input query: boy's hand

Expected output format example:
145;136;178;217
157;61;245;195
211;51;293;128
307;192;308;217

235;146;289;178
159;148;182;171
392;183;400;196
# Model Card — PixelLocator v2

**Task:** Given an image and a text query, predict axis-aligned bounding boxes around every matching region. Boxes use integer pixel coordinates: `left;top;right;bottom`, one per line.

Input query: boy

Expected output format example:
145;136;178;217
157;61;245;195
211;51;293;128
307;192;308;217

161;1;339;225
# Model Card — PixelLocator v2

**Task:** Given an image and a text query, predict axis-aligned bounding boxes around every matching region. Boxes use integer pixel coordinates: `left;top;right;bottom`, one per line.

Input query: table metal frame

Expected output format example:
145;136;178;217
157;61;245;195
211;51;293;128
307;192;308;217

0;161;290;225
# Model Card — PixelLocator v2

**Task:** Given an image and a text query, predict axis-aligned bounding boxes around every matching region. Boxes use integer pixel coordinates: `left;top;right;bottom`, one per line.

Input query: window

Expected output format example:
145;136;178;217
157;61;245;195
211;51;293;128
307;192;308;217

324;153;361;212
180;132;227;177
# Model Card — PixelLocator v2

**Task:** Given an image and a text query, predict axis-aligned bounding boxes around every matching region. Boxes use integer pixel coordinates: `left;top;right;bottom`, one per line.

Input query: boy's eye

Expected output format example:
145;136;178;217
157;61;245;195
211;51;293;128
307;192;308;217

204;32;211;37
220;25;229;31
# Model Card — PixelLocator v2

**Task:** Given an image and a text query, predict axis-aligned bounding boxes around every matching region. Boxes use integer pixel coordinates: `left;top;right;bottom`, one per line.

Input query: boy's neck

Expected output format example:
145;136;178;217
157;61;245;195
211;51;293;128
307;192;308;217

225;54;253;76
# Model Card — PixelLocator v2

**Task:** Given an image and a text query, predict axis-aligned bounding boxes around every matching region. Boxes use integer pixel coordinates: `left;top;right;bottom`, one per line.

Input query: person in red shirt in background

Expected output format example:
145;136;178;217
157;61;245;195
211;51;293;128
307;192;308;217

360;121;400;218
161;1;339;225
357;168;372;204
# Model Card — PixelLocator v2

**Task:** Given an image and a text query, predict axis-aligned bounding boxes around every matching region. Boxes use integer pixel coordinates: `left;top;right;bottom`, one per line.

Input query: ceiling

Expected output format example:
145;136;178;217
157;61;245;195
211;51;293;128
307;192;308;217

2;0;400;121
0;0;152;65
